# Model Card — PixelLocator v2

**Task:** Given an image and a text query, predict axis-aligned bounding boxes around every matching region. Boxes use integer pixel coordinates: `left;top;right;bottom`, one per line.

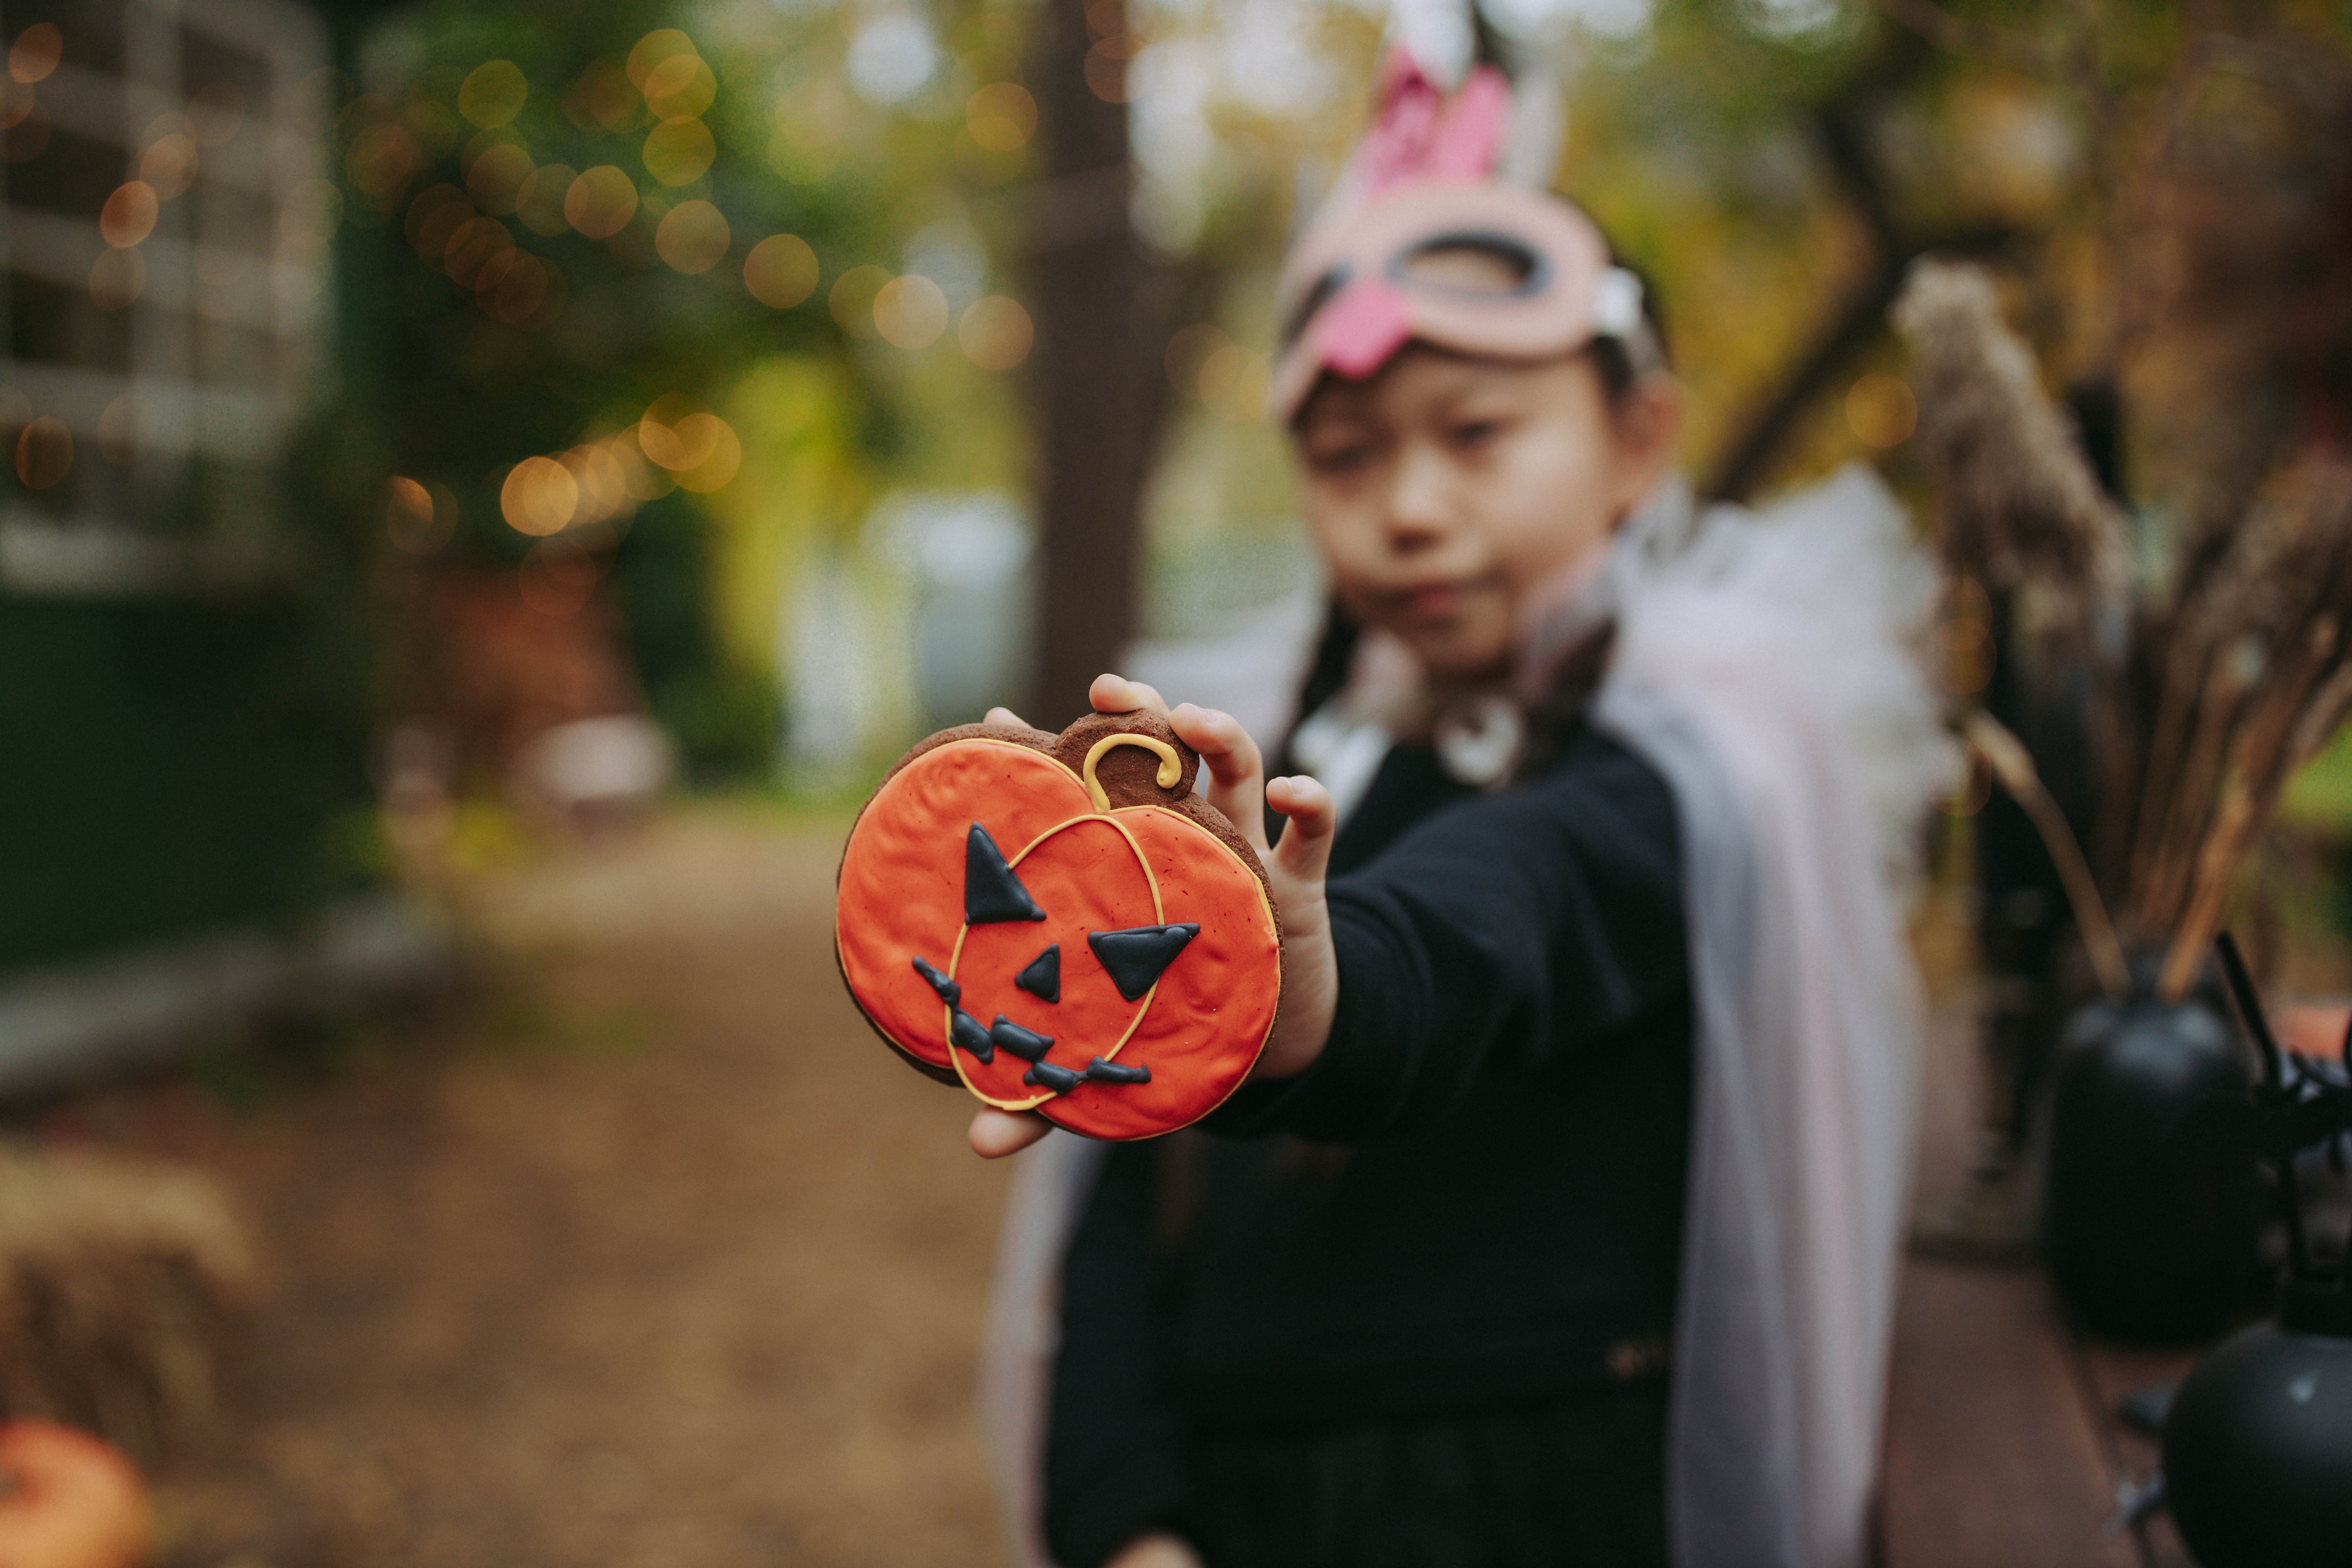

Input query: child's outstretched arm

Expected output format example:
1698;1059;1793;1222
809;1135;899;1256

967;673;1338;1160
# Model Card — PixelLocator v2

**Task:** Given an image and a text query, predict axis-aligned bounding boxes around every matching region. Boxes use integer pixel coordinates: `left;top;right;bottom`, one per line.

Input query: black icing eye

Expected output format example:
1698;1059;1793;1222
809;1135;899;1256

965;822;1046;924
1281;265;1351;347
1088;924;1199;1001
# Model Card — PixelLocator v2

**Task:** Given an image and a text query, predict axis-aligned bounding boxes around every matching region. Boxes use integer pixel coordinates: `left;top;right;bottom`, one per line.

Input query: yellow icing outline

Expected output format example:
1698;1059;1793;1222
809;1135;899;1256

1081;733;1183;812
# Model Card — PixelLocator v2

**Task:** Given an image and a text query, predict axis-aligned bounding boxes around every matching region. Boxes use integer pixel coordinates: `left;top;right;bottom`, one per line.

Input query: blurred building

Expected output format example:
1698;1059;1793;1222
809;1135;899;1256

0;0;425;1090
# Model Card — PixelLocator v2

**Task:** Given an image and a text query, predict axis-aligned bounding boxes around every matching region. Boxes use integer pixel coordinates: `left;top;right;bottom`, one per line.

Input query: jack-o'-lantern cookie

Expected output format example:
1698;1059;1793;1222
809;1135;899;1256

835;711;1282;1140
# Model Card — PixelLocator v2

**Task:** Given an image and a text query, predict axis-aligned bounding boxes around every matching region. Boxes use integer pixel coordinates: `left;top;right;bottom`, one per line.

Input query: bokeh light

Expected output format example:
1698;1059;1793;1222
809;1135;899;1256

346;120;421;205
502;455;579;536
641;54;716;120
386;476;453;554
560;443;629;525
1847;373;1918;448
1085;37;1143;105
564;166;637;238
626;30;696;88
1197;343;1270;419
673;418;741;493
847;12;938;106
444;216;514;288
655;200;730;274
615;432;674;500
478;250;555;324
466;142;533;213
15;416;71;489
744;234;818;308
8;23;61;84
99;182;158;247
873;274;948;350
514;163;574;236
829;264;888;338
139;125;198;198
88;248;144;310
636;399;741;493
643;117;715;186
965;83;1037;153
959;295;1034;371
458;62;528;130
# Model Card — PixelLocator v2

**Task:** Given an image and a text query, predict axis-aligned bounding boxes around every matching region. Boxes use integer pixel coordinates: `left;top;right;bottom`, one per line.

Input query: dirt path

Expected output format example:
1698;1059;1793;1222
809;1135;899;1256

69;807;1015;1568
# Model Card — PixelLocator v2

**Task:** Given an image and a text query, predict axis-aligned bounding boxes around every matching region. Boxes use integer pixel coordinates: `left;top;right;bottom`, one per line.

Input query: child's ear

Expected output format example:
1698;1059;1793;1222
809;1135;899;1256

1612;376;1684;508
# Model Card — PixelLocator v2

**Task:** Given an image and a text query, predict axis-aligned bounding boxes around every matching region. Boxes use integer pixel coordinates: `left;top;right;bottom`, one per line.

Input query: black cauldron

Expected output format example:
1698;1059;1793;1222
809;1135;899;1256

2043;993;2262;1339
2151;933;2352;1564
2164;1279;2352;1565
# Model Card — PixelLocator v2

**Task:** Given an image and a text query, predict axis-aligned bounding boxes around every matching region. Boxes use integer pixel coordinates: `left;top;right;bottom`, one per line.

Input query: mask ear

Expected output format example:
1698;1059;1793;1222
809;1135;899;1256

1346;50;1514;198
1497;68;1562;189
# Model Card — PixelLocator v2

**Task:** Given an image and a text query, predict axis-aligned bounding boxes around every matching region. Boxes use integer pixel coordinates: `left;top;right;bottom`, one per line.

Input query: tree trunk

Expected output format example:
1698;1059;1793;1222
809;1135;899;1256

1023;0;1159;723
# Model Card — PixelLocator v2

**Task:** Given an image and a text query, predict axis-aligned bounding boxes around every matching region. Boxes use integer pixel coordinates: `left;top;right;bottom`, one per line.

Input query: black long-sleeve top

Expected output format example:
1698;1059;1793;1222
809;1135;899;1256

1044;723;1694;1568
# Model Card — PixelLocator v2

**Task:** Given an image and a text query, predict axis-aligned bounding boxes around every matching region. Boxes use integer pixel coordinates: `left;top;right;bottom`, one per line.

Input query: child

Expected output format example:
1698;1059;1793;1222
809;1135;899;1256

969;54;1943;1568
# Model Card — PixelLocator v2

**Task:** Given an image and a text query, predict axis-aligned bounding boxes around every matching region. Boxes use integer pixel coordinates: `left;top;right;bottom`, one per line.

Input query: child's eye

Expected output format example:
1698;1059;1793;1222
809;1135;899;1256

1306;441;1375;476
1449;419;1503;450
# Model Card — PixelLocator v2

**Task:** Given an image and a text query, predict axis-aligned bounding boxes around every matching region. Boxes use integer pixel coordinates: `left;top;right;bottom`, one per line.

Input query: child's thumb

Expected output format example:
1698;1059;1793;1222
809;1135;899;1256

1266;776;1336;888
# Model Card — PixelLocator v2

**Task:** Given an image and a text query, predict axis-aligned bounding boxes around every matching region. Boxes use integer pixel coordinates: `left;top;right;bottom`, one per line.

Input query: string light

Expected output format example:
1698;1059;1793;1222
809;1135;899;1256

744;234;818;308
873;274;948;349
960;296;1034;371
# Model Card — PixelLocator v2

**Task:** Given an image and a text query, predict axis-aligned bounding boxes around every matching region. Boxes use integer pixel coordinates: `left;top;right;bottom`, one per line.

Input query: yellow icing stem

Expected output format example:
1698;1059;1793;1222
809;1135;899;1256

1082;734;1182;812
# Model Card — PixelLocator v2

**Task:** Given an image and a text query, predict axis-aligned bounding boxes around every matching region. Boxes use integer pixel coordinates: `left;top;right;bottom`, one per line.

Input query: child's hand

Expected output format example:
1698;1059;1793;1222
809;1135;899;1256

966;674;1339;1160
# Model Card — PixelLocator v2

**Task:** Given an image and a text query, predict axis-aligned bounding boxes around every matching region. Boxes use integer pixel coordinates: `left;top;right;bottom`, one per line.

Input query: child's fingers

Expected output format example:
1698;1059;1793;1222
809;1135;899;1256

968;1107;1054;1159
1090;673;1169;716
1266;775;1337;886
985;706;1031;729
1168;704;1268;849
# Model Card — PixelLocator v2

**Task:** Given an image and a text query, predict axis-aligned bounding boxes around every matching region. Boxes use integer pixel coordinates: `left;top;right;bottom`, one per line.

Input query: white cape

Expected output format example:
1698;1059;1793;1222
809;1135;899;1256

980;466;1944;1568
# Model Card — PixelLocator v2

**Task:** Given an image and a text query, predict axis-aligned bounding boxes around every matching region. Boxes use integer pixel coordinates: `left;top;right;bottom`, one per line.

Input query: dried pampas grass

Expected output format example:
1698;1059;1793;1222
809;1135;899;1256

1893;259;2128;643
0;1146;253;1464
2132;460;2352;995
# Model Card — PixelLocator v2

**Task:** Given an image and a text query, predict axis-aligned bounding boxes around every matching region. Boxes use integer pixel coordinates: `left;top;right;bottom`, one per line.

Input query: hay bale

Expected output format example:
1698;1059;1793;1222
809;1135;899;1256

0;1147;251;1464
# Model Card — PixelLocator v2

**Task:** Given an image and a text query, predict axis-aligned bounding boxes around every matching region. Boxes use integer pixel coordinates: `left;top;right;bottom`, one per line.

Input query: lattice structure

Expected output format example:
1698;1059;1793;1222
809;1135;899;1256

2;0;331;598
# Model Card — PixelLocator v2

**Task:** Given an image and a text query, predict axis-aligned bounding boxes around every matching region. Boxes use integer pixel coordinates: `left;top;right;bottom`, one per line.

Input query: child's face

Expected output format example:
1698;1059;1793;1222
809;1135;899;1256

1293;346;1678;681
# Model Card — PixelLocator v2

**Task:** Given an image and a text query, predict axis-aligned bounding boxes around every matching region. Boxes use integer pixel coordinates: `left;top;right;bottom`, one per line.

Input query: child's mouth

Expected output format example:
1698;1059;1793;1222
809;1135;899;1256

1392;583;1468;621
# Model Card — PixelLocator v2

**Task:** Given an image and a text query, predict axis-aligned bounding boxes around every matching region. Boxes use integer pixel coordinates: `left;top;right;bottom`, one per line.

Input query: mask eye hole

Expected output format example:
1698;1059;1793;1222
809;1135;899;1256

1281;266;1350;346
1392;232;1548;297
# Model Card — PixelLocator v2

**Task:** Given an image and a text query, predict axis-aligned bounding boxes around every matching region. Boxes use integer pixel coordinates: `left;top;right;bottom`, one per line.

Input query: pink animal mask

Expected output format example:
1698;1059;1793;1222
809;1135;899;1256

1269;52;1651;425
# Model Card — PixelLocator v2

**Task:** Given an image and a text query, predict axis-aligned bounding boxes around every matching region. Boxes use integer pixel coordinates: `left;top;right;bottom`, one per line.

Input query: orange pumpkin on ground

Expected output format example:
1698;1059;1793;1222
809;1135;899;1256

835;712;1282;1140
0;1421;152;1568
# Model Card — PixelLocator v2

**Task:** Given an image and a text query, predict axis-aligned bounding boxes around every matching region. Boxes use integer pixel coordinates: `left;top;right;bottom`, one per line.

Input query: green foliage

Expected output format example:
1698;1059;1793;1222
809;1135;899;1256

613;491;782;780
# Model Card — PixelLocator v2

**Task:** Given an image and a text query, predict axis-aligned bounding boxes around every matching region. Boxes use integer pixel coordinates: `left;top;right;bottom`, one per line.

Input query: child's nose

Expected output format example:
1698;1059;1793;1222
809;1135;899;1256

1384;445;1457;550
